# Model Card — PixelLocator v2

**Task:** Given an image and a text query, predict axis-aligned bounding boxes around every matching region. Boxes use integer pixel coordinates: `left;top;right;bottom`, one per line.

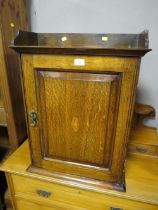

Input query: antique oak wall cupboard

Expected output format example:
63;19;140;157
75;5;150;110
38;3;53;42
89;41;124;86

11;31;150;191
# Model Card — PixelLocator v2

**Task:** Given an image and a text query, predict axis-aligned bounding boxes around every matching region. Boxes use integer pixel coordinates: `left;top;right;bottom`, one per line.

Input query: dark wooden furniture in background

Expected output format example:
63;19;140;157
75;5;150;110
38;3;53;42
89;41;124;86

0;0;28;154
11;31;150;192
0;198;2;210
0;1;28;209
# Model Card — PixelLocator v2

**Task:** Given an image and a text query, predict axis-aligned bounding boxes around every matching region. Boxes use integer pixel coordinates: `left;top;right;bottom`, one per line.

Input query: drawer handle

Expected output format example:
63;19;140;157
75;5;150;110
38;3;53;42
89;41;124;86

111;208;123;210
36;189;51;198
136;146;148;153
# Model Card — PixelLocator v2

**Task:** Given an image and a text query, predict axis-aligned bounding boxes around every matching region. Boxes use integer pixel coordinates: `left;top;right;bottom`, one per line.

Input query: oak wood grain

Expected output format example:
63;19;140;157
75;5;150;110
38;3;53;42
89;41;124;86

38;71;120;167
10;30;151;56
15;198;88;210
13;31;150;191
1;140;158;210
21;54;140;188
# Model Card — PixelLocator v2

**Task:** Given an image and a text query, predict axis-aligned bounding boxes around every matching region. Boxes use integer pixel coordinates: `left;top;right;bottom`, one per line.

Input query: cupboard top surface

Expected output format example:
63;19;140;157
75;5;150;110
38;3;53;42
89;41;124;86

10;30;151;56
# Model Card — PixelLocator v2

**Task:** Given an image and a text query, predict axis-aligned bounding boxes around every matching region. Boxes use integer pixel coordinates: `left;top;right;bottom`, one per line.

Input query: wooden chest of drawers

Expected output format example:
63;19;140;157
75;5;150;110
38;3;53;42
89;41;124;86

11;31;150;191
1;140;158;210
128;103;158;158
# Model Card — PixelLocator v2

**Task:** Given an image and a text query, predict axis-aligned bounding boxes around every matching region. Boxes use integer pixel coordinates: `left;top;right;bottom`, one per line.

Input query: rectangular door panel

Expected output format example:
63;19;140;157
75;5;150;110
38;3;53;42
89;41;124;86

36;71;121;172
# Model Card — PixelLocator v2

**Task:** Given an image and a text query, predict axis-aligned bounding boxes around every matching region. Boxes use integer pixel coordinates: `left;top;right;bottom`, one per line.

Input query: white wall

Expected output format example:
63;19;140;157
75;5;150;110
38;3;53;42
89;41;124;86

27;0;158;129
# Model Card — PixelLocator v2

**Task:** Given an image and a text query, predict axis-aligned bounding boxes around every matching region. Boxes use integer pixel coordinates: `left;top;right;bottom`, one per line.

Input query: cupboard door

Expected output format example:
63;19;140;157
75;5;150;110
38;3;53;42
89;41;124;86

35;71;120;181
22;55;139;184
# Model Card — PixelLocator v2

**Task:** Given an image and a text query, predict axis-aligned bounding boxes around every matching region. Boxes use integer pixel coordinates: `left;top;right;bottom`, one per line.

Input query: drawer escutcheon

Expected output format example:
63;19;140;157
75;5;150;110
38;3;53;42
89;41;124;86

136;146;148;153
36;189;51;198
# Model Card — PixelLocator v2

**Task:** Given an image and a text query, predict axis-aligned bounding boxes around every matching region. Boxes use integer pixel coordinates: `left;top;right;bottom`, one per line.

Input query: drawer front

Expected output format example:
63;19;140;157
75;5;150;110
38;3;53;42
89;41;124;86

128;143;157;156
11;174;158;210
15;198;87;210
12;175;109;210
16;199;58;210
15;197;158;210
